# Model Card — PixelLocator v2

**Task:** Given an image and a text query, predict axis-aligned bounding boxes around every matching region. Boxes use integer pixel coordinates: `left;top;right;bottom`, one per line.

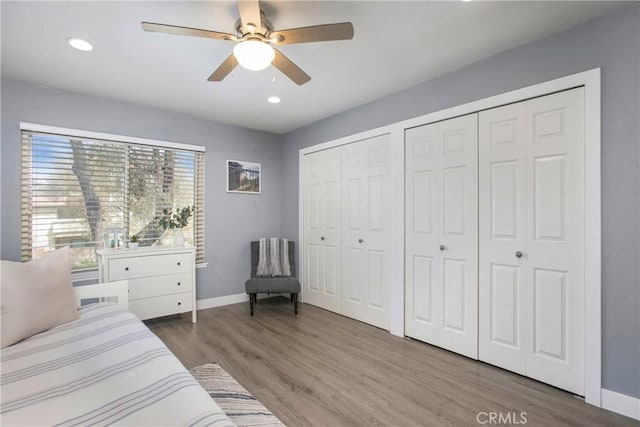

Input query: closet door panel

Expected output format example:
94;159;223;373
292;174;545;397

346;247;364;303
343;160;366;315
303;149;342;313
442;258;466;331
525;89;584;395
490;161;519;239
321;151;342;312
405;114;477;359
307;243;321;292
411;255;434;322
323;245;339;297
437;114;478;359
323;175;341;298
489;264;520;346
443;167;465;235
342;134;391;329
479;103;527;374
405;124;441;343
367;250;384;309
306;178;323;295
304;156;324;301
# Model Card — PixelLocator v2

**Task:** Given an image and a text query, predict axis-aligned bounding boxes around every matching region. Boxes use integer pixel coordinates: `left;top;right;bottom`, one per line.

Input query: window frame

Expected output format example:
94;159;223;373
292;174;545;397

20;122;206;279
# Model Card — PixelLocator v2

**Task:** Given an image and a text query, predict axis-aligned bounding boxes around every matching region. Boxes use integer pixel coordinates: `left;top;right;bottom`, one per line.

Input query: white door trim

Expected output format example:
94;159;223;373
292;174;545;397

298;68;601;406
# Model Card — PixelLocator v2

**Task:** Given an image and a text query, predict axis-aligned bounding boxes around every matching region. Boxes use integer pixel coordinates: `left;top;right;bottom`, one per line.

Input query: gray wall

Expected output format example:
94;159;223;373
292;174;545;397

281;5;640;398
1;77;283;300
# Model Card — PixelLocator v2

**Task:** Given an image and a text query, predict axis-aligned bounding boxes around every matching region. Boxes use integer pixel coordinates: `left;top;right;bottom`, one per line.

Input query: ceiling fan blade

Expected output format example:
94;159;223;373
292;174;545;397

273;48;310;86
207;54;238;81
237;0;262;29
270;22;354;45
142;22;236;41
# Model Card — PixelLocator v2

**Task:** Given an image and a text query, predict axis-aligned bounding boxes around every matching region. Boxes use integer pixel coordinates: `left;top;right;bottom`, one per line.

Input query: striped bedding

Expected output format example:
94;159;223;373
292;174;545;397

0;303;234;426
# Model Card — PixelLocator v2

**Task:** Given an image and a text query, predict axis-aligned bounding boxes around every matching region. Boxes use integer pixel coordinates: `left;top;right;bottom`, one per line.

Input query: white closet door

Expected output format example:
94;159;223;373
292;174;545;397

478;102;527;374
479;88;585;395
405;114;478;359
342;134;391;329
438;115;479;358
303;148;342;314
525;89;584;394
405;122;441;343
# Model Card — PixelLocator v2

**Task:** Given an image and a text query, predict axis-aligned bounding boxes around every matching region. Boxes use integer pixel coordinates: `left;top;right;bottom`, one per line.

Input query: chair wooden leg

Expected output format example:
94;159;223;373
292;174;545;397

290;293;294;303
293;293;298;315
249;293;255;316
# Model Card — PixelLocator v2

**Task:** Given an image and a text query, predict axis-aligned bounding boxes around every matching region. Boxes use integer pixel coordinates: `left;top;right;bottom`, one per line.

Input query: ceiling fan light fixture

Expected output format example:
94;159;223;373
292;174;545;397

233;40;274;71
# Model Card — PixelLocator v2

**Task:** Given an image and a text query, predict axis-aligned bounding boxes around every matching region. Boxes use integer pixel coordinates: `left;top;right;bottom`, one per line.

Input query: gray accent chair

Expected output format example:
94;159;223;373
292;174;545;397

245;241;301;316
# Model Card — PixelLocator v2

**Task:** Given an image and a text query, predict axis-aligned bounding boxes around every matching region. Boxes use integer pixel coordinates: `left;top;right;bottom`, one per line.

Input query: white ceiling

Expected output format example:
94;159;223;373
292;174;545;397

1;1;629;134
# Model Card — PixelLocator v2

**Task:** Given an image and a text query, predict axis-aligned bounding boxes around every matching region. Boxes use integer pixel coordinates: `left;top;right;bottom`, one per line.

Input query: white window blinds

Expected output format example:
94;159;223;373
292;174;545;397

21;129;205;269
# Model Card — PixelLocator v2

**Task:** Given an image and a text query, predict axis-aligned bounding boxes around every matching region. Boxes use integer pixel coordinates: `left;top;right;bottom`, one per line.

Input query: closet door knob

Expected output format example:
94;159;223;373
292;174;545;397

321;236;325;241
516;251;523;258
125;267;129;271
439;245;446;251
358;238;364;244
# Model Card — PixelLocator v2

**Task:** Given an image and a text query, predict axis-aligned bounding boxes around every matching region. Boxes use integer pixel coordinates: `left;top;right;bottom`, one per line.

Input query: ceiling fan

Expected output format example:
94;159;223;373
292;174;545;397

142;0;354;86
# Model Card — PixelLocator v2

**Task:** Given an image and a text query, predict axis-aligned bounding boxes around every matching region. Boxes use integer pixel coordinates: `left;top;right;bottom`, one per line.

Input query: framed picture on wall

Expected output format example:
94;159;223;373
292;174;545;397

227;160;261;194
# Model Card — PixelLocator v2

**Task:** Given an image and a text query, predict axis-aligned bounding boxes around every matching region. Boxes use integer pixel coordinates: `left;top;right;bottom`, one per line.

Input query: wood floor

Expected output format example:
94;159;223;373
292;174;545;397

147;297;637;427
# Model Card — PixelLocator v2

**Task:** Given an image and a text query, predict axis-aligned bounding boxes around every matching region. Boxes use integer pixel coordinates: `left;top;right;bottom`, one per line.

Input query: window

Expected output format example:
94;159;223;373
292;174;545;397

21;124;205;270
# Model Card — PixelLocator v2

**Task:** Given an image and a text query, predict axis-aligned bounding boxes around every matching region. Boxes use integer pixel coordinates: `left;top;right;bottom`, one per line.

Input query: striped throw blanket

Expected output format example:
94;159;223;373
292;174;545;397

257;238;291;277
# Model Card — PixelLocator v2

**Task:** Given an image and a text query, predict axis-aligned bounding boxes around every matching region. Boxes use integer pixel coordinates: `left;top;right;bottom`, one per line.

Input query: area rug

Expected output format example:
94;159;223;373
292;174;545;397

190;363;285;427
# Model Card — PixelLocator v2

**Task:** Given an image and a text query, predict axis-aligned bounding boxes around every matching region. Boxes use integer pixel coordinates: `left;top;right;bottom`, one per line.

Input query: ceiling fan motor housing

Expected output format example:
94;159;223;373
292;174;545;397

234;10;273;41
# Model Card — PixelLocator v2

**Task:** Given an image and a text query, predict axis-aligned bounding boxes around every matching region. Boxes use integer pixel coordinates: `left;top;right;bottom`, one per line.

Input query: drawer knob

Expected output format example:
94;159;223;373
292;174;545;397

177;262;181;266
177;282;181;286
178;302;181;306
125;267;129;271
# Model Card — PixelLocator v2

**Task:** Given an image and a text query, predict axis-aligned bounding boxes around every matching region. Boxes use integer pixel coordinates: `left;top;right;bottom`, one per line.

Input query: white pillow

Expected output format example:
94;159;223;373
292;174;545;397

1;246;80;348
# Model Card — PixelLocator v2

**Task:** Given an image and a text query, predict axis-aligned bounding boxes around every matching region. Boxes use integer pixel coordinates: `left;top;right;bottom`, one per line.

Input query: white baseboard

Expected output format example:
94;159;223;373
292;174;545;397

601;389;640;420
196;293;248;310
196;292;285;311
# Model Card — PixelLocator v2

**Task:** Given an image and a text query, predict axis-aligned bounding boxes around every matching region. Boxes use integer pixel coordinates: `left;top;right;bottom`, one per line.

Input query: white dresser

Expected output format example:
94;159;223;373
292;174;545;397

97;246;197;323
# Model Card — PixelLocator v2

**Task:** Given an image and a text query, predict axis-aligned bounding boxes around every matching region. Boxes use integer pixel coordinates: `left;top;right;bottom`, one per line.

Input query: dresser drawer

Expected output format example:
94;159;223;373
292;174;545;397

128;273;192;300
129;292;193;321
108;252;192;280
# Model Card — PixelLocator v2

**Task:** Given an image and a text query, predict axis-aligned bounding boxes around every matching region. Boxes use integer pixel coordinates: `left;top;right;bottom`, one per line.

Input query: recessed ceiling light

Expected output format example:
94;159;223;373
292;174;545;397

67;38;93;51
267;96;281;104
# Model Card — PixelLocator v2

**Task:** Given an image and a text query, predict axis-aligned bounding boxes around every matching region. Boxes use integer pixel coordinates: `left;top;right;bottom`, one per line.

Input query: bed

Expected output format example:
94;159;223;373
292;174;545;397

1;281;234;426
